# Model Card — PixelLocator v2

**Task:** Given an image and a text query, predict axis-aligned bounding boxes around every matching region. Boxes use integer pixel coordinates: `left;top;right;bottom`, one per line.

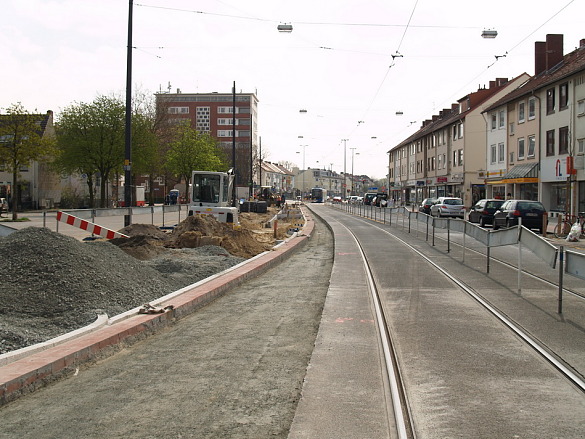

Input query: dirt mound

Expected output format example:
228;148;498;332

119;223;170;240
168;214;273;259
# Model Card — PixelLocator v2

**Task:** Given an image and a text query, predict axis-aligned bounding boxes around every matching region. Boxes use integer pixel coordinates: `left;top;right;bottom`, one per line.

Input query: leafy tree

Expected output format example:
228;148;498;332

131;89;169;205
165;124;228;198
0;103;57;220
55;96;125;208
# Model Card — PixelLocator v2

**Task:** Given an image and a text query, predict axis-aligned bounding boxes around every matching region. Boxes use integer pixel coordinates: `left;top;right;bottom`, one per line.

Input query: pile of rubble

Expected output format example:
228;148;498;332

0;208;301;354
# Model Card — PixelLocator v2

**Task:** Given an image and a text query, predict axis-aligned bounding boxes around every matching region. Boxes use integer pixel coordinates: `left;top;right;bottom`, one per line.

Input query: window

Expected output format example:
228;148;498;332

491;113;497;130
453;124;458;140
490;144;497;164
546;88;555;114
442;154;446;169
559;126;569;155
498;110;505;129
528;135;536;157
217;118;232;125
509;151;515;163
168;106;189;114
546;129;555;156
518;102;525;123
578;138;584;154
431;157;436;170
559;82;569;110
528;97;536;120
458;149;464;166
218;130;233;137
518;138;525;160
498;143;505;163
509;122;515;136
578;99;585;115
458;122;464;138
437;154;442;169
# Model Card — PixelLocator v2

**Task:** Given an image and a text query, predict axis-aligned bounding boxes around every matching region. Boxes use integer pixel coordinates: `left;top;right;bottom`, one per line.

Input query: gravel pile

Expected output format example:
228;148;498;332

0;227;245;354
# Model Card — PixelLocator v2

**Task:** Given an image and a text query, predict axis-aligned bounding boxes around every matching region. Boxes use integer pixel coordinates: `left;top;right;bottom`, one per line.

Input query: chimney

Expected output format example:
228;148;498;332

451;103;459;113
581;39;585;48
489;80;496;89
546;34;564;70
496;78;508;86
535;41;546;75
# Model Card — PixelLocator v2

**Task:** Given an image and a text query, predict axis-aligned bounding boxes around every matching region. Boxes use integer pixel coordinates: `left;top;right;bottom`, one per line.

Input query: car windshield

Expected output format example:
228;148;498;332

443;198;463;205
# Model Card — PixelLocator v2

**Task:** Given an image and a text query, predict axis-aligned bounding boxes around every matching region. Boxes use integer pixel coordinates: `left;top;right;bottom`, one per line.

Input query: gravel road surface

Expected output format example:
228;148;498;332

0;215;333;439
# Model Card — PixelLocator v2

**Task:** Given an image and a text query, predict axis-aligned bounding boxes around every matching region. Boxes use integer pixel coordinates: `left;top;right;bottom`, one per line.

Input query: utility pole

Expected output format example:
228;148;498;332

341;139;348;200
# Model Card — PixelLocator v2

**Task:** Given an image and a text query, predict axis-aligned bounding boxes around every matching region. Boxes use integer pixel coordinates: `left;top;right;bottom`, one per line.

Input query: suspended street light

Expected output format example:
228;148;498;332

277;23;293;33
482;29;498;39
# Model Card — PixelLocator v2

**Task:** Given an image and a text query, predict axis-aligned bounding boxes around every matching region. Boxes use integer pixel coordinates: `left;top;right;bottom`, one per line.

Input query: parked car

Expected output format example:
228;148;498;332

492;200;547;233
468;199;505;227
430;197;465;218
418;198;437;215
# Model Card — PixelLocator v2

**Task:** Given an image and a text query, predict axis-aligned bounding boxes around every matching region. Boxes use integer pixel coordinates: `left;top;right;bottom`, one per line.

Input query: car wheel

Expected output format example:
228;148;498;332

493;221;500;230
506;219;511;228
479;217;486;227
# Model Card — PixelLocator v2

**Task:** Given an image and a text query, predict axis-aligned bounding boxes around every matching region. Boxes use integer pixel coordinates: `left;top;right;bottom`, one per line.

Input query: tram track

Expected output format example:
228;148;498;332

332;206;585;396
335;219;415;439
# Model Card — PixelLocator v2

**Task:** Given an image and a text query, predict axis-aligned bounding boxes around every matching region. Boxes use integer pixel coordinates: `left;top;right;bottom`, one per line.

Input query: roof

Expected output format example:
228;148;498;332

0;111;53;138
390;76;525;152
484;44;585;113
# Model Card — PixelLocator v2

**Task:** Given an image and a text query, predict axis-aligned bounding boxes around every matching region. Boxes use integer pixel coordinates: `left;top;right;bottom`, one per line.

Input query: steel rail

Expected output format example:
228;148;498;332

334;218;415;439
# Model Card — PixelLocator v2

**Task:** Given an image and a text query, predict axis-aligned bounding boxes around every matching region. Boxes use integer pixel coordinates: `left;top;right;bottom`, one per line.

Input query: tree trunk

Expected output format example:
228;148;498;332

87;175;94;208
11;167;18;221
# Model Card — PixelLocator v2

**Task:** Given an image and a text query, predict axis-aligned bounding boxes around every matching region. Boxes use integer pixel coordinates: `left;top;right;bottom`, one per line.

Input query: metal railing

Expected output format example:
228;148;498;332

338;202;585;314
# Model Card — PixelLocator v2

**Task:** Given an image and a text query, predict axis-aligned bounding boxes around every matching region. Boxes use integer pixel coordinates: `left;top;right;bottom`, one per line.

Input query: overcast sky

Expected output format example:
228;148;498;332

2;0;583;179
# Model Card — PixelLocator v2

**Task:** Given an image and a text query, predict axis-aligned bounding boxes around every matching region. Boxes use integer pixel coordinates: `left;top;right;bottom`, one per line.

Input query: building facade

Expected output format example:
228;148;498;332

156;91;259;199
483;35;585;215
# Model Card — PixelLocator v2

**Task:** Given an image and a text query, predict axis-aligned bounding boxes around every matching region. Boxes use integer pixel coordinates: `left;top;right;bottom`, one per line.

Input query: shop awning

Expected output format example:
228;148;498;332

487;162;539;184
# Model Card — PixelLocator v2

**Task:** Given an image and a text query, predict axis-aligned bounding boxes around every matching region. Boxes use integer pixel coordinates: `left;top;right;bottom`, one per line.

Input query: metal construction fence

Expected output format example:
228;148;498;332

336;202;585;314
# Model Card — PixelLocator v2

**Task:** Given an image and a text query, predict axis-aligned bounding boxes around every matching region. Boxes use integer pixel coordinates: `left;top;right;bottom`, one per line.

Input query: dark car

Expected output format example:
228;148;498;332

468;199;505;227
418;198;437;215
492;200;547;233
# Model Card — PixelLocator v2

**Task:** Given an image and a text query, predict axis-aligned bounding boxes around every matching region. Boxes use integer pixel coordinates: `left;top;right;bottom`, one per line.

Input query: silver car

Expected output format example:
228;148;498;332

430;197;465;218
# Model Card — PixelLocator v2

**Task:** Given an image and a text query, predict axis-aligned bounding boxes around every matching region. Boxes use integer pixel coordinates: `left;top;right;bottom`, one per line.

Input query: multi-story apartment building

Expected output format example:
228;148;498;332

156;91;259;199
388;75;529;207
484;34;585;215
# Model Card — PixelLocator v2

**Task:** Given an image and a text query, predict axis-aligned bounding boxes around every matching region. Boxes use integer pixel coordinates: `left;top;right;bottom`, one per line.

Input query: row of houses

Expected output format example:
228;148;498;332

388;34;585;216
259;160;377;199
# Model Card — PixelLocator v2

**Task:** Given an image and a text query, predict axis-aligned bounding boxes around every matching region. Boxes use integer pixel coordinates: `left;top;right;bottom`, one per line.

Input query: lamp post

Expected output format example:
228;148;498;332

341;139;349;199
296;145;307;200
350;147;358;196
123;0;133;226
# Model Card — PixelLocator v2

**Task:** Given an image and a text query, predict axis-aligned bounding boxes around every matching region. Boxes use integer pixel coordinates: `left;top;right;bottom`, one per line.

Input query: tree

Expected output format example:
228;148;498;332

0;103;57;220
55;96;125;208
165;124;228;199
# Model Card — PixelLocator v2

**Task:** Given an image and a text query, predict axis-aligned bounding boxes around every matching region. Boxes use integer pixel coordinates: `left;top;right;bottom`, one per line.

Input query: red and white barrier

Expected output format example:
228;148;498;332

56;211;129;240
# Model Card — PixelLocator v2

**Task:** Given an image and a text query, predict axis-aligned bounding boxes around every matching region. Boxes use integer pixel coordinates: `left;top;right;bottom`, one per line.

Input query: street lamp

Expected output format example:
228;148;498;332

296;145;307;200
342;140;347;198
350;148;359;196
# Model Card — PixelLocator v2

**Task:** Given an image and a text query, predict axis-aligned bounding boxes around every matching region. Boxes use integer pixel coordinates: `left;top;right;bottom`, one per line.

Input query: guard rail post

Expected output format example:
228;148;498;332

432;217;435;246
486;232;491;274
447;219;450;253
518;219;522;294
558;246;564;314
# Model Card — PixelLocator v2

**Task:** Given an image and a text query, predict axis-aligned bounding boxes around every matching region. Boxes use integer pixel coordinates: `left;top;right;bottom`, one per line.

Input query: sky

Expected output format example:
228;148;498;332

2;0;584;179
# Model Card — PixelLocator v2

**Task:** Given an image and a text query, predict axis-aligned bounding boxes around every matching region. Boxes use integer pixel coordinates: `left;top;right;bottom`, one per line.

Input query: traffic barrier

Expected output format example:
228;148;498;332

56;211;129;240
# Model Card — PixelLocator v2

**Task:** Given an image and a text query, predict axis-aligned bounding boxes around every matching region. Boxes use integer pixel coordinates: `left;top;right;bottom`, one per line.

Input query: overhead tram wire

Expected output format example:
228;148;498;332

346;0;420;141
398;0;577;145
